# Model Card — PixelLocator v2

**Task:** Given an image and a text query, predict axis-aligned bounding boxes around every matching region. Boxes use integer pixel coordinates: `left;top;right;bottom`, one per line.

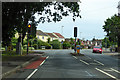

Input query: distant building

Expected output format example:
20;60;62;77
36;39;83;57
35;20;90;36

45;33;58;41
53;32;65;42
65;38;71;42
36;30;49;42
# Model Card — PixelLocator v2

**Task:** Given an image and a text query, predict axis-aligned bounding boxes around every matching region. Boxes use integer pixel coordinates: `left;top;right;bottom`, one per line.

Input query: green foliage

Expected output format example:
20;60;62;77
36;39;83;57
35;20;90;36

47;38;50;43
70;38;74;45
11;37;18;48
103;14;120;48
50;40;61;49
2;2;81;47
63;41;71;49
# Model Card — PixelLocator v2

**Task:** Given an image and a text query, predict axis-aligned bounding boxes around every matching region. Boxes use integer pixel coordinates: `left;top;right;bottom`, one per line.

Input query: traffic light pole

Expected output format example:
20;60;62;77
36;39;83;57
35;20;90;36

75;37;76;53
27;32;29;55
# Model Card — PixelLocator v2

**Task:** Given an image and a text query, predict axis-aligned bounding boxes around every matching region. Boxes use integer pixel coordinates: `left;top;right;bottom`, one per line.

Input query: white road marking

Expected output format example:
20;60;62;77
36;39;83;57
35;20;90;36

86;56;91;59
85;71;93;76
40;60;45;66
94;60;104;66
110;68;120;74
73;56;78;59
25;69;38;80
95;68;117;79
80;59;89;65
46;56;49;59
40;56;49;66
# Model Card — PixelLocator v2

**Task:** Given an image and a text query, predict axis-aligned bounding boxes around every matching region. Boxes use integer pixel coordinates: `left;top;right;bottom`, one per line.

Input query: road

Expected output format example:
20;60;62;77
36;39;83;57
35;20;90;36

3;49;120;80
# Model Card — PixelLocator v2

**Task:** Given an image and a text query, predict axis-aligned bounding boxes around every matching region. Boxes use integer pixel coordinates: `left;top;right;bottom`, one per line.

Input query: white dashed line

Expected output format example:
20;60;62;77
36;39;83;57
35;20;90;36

95;68;117;79
110;68;120;74
86;56;92;59
73;56;78;59
80;59;89;65
94;60;104;66
25;69;38;80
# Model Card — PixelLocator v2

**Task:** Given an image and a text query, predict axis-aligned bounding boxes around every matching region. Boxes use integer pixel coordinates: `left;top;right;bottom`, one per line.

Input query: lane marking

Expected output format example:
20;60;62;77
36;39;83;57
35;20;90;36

85;71;93;77
40;56;49;66
73;56;78;59
46;56;49;59
110;68;120;74
40;60;45;66
25;69;38;80
80;59;89;65
94;60;104;66
86;56;91;59
95;68;117;79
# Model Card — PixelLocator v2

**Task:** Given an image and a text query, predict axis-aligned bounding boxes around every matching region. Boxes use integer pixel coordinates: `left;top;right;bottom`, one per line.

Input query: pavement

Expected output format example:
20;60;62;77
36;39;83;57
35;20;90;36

2;52;44;78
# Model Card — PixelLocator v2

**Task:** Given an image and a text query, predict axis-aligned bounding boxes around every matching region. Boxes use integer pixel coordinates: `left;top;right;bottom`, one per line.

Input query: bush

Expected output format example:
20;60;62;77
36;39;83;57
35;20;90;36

50;40;61;49
23;45;34;50
63;41;71;49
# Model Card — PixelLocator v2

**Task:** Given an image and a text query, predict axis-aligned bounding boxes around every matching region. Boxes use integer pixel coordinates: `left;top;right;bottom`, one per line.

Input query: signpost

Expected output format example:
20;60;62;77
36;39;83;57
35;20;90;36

74;27;77;53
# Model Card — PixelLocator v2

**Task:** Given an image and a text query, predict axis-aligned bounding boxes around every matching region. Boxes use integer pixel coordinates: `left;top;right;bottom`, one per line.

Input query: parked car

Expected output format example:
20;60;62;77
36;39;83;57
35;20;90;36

93;46;102;54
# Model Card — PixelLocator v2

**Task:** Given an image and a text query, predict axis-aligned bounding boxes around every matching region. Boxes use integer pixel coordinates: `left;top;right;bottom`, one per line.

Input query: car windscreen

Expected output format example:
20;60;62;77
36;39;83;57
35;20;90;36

94;46;101;48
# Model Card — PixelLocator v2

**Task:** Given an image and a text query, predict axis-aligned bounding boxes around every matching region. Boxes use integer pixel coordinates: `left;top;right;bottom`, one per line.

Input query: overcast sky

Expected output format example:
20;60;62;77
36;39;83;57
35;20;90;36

36;0;119;40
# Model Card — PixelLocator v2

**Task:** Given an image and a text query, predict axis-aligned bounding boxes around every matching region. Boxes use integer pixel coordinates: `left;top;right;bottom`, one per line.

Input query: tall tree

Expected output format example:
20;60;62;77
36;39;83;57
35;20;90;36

103;14;120;52
2;2;81;53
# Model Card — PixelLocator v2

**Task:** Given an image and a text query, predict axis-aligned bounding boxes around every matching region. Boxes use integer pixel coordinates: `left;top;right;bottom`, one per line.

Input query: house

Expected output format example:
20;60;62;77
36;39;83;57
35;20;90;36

53;32;65;42
45;33;58;41
36;30;49;42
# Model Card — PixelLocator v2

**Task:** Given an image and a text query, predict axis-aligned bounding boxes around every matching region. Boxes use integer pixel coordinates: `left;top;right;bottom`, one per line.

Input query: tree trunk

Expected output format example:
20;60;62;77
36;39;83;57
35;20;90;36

117;35;120;53
16;34;21;54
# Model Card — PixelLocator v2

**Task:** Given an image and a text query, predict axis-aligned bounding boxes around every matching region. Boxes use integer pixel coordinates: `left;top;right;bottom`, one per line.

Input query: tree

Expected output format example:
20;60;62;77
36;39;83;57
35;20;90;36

63;41;71;49
2;2;81;53
103;14;120;52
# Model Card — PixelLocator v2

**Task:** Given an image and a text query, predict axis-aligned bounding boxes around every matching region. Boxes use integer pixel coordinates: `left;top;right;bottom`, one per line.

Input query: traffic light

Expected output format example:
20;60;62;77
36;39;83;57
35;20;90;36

74;27;77;37
28;24;31;34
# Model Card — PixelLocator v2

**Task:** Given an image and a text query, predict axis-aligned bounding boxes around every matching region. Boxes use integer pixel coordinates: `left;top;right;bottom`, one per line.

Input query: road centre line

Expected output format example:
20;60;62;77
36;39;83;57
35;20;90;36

95;68;117;79
110;68;120;74
73;56;78;59
25;69;38;80
80;59;89;65
94;60;104;66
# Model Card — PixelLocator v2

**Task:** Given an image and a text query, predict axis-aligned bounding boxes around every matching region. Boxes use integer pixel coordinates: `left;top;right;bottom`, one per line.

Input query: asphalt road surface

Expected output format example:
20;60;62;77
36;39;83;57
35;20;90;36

3;49;120;80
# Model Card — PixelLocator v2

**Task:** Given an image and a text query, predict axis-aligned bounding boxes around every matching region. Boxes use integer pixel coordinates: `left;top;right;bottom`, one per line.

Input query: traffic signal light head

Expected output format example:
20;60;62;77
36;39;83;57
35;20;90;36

74;27;77;37
28;24;31;34
28;24;31;28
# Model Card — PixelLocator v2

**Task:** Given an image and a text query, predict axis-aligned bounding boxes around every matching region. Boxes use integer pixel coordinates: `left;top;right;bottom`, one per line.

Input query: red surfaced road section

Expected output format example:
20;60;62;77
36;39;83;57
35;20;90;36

24;57;46;69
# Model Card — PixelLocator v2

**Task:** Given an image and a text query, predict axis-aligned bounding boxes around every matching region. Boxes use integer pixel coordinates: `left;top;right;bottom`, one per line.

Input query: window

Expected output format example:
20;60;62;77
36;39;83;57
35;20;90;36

42;36;44;39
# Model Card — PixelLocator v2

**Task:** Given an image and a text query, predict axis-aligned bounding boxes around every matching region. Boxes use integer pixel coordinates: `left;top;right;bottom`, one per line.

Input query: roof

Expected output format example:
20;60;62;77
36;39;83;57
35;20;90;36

53;32;64;38
45;33;57;38
36;30;48;36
